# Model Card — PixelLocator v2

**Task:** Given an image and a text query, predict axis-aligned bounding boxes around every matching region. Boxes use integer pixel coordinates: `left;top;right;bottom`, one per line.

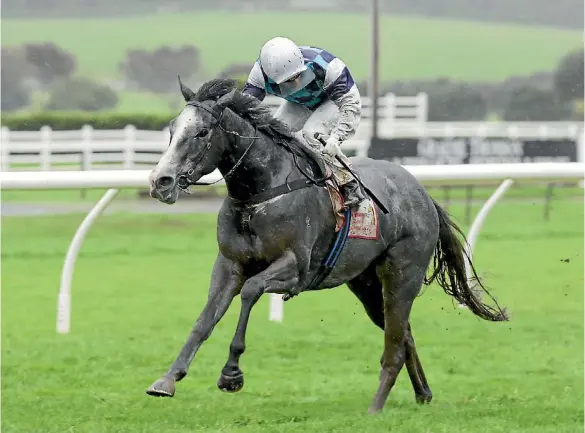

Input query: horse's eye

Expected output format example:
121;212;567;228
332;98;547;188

197;128;209;138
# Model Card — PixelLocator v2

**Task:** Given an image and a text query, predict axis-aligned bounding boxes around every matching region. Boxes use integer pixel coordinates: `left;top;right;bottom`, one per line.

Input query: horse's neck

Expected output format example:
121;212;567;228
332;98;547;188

217;111;302;202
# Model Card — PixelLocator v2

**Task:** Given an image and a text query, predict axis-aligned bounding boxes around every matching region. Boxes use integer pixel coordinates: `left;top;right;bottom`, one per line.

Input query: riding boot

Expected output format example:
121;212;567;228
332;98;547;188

342;179;367;209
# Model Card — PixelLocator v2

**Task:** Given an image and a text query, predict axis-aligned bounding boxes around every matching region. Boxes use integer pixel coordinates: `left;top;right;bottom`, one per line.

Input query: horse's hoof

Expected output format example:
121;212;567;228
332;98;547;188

217;372;244;393
367;406;382;414
145;377;175;397
415;393;432;404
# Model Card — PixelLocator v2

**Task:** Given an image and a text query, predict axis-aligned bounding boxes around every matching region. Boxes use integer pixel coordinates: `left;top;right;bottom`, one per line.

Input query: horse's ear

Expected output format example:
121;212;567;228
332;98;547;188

178;75;195;102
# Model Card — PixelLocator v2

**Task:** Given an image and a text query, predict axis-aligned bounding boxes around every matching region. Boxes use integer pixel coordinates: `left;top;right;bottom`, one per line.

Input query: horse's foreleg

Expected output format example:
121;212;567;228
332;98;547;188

216;250;299;392
146;253;244;397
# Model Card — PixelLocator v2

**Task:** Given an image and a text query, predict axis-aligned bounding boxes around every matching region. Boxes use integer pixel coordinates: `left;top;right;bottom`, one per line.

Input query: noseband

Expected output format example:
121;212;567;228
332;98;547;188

176;100;259;193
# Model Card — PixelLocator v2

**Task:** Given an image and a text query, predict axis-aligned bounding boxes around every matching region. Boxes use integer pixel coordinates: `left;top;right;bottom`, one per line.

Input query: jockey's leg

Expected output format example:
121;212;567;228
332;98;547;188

301;101;366;209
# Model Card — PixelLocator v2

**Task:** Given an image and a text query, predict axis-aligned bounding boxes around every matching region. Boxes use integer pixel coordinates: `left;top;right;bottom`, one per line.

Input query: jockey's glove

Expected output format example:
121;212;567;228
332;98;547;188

323;136;342;157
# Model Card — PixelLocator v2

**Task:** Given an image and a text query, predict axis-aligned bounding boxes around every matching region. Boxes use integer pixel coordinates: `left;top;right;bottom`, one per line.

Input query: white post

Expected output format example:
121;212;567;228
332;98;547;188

123;125;136;169
507;124;519;140
81;125;93;171
417;92;428;124
386;93;396;125
57;188;120;334
538;124;549;143
477;123;488;138
1;127;9;171
572;124;584;188
269;294;283;323
40;125;52;171
464;179;515;285
444;123;454;139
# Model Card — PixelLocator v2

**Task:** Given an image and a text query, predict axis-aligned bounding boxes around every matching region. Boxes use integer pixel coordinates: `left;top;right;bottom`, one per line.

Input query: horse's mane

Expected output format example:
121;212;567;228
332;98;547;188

189;78;327;181
191;78;294;141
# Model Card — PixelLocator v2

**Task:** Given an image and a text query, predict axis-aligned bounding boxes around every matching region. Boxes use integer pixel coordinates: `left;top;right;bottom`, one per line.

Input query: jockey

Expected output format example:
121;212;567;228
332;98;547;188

242;36;366;209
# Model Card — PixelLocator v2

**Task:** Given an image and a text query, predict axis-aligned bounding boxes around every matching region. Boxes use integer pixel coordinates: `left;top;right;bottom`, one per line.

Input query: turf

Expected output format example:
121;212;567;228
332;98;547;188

2;199;584;432
2;12;582;84
1;183;583;203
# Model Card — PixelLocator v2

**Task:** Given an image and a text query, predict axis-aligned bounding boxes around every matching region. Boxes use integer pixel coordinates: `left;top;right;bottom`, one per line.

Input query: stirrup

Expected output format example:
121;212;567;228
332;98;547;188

343;181;366;209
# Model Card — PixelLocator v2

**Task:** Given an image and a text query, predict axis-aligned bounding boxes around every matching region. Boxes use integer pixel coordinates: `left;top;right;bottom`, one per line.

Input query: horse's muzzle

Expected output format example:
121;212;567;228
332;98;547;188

149;175;178;204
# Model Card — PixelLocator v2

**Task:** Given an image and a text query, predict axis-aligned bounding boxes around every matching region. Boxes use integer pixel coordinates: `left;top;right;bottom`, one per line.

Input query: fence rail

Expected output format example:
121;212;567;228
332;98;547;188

2;121;583;172
261;93;429;122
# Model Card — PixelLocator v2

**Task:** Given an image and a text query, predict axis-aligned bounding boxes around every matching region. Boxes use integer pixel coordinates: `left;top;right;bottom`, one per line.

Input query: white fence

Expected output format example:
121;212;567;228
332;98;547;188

263;93;429;122
2;163;584;334
2;121;583;172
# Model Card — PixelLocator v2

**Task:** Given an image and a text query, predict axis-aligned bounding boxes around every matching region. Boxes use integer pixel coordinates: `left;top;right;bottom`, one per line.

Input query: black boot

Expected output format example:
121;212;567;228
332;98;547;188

342;179;366;209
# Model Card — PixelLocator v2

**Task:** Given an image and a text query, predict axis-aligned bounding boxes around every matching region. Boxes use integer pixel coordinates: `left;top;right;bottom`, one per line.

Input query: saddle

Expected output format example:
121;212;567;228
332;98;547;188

270;133;347;228
291;138;379;239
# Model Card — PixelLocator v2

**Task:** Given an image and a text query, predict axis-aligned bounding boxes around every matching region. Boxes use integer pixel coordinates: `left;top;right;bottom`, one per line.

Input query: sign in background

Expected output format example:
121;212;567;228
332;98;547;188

368;137;578;165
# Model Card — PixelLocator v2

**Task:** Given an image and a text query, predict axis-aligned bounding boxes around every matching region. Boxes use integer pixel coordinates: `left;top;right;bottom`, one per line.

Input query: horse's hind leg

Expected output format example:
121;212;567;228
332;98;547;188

368;236;435;413
405;323;432;404
348;267;432;405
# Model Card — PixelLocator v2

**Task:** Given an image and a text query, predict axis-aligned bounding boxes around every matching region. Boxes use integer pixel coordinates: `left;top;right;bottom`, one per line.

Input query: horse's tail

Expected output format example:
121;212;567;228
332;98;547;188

426;198;508;322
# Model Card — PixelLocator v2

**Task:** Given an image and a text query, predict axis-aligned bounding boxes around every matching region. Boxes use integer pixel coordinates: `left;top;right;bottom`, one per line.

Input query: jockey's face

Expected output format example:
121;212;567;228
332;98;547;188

279;70;310;96
282;71;302;86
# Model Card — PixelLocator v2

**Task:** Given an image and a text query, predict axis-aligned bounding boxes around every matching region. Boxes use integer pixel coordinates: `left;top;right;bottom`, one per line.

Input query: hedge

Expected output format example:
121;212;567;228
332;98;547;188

1;112;175;131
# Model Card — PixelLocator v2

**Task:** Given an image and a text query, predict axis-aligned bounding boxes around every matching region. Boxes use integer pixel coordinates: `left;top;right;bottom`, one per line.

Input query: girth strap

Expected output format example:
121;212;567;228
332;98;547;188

284;207;352;301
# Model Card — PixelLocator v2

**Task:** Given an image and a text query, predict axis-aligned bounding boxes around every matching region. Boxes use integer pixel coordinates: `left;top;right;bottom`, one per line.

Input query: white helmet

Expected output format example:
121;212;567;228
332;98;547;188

259;37;307;84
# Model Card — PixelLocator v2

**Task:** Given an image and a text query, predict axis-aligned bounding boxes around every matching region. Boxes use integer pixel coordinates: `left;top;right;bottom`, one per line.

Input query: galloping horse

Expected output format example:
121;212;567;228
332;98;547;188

146;77;507;413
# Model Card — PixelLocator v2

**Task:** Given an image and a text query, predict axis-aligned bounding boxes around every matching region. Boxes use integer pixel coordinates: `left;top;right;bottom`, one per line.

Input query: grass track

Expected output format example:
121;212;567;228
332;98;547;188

2;200;584;432
2;184;583;203
2;12;582;83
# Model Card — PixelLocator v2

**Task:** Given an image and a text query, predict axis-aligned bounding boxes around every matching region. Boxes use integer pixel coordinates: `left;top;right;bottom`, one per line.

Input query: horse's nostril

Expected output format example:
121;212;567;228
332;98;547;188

156;176;175;189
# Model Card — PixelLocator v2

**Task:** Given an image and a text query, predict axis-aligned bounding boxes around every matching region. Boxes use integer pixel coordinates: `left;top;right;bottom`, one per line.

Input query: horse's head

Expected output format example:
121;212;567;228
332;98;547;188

149;77;227;204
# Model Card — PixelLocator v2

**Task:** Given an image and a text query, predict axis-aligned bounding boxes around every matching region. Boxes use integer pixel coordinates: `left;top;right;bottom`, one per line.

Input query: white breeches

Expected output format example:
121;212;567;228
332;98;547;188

273;100;354;185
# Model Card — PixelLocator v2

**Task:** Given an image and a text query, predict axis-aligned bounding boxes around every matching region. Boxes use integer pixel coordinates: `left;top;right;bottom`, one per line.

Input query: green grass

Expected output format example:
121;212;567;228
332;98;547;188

2;198;584;432
1;183;582;203
2;12;582;84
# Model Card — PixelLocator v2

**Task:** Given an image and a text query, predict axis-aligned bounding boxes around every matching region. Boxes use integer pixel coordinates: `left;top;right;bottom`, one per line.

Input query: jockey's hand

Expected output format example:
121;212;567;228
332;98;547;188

322;136;342;157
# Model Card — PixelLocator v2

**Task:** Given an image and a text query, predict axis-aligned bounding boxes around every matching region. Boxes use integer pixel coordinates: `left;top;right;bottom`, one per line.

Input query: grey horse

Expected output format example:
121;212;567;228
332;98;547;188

146;77;508;413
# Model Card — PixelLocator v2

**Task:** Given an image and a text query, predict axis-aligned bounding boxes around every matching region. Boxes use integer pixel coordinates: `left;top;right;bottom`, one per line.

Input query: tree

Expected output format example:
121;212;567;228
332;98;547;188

383;78;488;121
1;47;32;111
119;45;201;93
429;81;487;121
44;77;119;111
503;84;572;121
23;42;76;86
554;48;584;102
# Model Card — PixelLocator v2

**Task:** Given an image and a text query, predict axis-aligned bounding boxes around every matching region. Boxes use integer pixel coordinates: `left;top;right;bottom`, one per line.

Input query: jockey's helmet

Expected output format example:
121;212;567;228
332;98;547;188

259;37;307;84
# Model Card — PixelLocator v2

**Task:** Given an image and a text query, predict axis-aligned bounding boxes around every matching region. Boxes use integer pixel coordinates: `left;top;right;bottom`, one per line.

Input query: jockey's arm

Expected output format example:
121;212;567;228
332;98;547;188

323;58;361;143
242;61;266;101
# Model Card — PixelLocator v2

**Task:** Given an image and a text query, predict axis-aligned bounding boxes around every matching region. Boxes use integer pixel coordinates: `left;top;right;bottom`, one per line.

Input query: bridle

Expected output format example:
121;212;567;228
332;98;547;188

175;100;260;194
172;98;328;208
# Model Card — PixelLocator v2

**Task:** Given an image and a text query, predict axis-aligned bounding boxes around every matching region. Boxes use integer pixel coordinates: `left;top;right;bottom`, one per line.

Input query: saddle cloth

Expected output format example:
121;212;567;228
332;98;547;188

290;131;380;241
325;180;380;240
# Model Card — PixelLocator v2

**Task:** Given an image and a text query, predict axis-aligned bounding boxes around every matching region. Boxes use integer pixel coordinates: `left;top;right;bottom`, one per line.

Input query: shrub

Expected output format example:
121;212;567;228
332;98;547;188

1;112;174;131
0;47;32;111
119;45;201;93
44;77;119;111
554;48;584;102
23;42;76;86
503;84;572;121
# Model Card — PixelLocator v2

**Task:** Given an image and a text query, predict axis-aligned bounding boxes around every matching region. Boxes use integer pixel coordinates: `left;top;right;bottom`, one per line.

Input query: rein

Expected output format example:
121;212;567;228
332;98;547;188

176;99;327;205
